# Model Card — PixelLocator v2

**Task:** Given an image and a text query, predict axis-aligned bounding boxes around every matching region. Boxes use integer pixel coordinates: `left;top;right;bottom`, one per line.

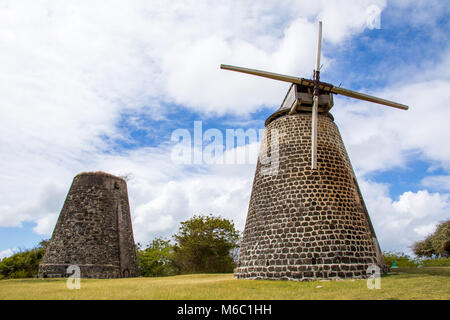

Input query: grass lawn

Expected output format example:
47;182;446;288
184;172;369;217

0;269;449;300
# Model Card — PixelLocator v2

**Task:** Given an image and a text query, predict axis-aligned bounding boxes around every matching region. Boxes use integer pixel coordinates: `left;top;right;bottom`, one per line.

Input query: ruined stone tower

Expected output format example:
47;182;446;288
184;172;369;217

38;172;139;278
234;85;386;281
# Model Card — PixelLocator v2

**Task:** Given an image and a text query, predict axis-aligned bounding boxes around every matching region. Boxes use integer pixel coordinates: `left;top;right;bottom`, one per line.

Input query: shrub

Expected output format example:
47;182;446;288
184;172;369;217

382;251;450;268
383;251;417;267
0;241;47;279
420;257;450;267
136;238;179;277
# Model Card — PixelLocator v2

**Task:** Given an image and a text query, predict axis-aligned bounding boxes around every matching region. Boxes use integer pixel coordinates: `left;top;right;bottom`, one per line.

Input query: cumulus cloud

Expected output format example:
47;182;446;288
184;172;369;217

359;179;450;253
0;248;17;260
33;213;59;236
96;147;255;245
19;142;255;245
160;0;387;114
421;175;450;192
331;47;450;254
334;50;450;175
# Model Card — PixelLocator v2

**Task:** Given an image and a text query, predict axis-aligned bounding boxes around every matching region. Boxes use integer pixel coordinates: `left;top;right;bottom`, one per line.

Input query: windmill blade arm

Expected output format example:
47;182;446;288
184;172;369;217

331;86;409;110
220;64;313;87
220;64;408;110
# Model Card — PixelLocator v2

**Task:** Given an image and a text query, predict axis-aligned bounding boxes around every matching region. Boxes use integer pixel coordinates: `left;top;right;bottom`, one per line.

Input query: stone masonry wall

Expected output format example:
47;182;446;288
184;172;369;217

38;172;139;279
234;112;386;281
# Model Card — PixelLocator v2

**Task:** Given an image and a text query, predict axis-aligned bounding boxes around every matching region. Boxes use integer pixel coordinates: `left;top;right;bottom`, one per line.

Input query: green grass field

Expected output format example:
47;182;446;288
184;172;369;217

0;268;449;300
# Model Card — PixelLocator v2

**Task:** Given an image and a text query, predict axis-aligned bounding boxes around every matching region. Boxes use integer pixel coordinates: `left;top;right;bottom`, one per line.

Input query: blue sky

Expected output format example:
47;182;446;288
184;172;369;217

0;0;449;259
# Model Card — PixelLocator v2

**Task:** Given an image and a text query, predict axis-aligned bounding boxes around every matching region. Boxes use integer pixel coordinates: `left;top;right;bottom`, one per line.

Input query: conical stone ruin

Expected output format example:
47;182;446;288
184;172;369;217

38;172;139;279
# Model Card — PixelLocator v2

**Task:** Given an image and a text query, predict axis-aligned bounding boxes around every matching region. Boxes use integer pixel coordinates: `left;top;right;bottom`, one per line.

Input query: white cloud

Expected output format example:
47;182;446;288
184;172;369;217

421;175;450;192
0;170;70;228
359;179;450;254
160;1;387;115
17;143;256;245
98;148;255;245
0;248;17;260
334;50;450;175
389;0;450;34
413;224;437;238
33;213;59;236
393;191;449;218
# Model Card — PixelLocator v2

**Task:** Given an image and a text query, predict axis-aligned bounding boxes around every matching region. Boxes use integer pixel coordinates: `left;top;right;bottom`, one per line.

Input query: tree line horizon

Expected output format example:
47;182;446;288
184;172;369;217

0;215;448;279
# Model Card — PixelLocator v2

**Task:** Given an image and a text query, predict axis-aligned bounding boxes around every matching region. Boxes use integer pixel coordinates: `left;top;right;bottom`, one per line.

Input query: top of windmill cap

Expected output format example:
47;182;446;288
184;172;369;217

264;84;334;126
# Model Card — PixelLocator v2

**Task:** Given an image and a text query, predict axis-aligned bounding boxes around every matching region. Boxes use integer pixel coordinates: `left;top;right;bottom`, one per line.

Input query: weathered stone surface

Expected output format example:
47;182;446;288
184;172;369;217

235;110;386;281
38;172;139;279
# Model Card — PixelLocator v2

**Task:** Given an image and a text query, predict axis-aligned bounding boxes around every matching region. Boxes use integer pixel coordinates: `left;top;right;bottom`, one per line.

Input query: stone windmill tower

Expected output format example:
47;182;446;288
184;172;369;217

221;22;408;280
38;172;139;278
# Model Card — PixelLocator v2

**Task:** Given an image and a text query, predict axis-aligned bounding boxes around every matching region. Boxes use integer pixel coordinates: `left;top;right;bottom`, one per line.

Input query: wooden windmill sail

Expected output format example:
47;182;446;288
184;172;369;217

221;22;408;280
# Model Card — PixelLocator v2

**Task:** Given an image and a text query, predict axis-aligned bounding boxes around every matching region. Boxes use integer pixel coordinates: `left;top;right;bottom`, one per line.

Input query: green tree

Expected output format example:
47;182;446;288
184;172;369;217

0;240;48;279
412;235;434;258
172;215;240;273
431;220;450;257
136;238;179;277
412;220;450;258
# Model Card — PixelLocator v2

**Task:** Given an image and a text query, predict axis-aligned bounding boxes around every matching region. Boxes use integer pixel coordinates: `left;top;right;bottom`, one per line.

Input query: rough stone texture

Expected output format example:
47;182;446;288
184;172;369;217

38;172;139;278
235;109;386;281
